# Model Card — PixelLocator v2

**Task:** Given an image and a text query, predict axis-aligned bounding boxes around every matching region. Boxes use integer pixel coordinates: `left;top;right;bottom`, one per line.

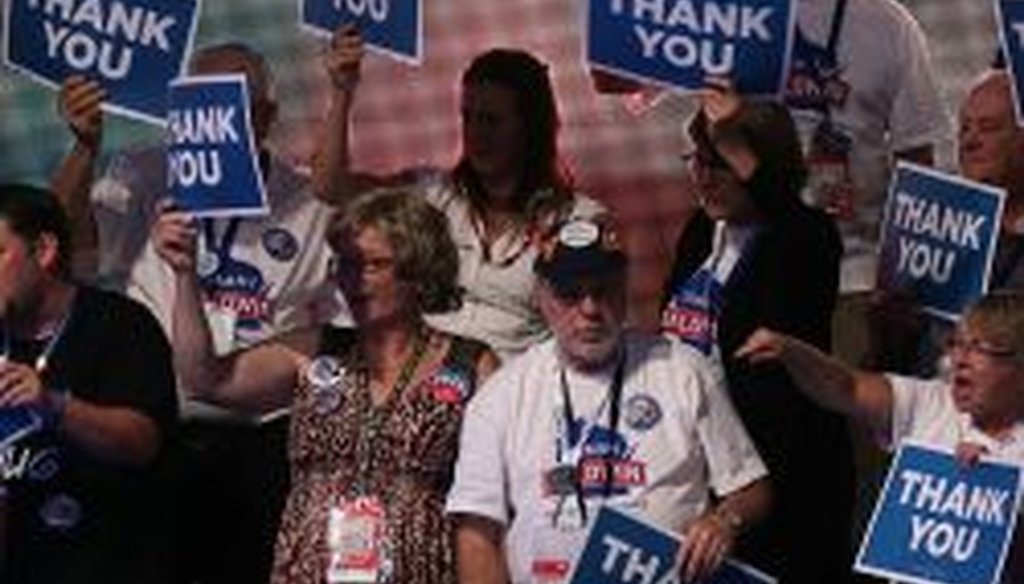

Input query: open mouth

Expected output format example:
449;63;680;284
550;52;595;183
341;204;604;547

951;376;974;408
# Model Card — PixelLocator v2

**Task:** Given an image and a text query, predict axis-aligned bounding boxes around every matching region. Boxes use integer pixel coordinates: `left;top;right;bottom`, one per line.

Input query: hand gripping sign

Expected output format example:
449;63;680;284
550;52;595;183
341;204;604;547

3;0;200;124
166;74;269;218
300;0;422;64
856;441;1024;584
876;162;1006;321
568;506;776;584
585;0;797;95
997;0;1024;126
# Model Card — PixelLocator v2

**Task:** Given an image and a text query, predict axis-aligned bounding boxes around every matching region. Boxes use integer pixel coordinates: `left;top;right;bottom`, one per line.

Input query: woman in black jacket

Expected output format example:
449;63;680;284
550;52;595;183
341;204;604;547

662;90;855;583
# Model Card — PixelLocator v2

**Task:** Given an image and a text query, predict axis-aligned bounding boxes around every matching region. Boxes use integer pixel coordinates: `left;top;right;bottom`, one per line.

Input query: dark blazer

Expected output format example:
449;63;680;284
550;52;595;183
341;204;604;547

664;205;855;583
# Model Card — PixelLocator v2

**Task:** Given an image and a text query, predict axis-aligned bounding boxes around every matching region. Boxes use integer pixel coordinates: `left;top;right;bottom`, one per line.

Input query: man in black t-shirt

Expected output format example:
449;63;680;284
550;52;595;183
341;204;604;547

0;183;177;584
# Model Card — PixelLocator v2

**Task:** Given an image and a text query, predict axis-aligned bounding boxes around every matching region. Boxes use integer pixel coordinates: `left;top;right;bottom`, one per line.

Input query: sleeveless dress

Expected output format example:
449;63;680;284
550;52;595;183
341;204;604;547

271;327;486;584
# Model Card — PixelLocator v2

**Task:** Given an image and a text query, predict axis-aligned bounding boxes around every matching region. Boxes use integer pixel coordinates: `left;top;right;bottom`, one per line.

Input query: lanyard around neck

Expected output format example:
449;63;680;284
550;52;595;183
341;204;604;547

555;349;627;524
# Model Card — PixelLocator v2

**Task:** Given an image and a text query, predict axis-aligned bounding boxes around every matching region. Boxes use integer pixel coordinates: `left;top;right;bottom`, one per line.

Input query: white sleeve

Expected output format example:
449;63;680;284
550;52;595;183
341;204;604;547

886;374;947;450
445;367;513;526
125;241;175;341
886;5;951;153
689;350;769;497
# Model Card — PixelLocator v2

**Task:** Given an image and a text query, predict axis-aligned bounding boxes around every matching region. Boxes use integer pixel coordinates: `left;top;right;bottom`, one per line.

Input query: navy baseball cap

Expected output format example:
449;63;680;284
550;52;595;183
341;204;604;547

534;217;626;294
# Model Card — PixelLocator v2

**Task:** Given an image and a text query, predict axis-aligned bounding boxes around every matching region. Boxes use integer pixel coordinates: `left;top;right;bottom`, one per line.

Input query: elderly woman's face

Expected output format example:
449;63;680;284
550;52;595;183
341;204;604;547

330;224;416;326
947;318;1024;434
689;140;757;223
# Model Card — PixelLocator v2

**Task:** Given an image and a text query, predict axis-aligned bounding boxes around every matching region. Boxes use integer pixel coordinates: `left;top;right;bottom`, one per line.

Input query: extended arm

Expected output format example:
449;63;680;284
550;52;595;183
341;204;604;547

680;477;772;582
455;515;509;584
50;76;105;277
152;211;316;414
736;328;895;439
313;25;407;207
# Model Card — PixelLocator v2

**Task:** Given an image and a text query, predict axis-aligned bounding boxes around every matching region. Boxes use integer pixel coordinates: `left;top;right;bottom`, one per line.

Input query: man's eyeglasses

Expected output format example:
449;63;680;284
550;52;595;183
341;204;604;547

944;335;1019;362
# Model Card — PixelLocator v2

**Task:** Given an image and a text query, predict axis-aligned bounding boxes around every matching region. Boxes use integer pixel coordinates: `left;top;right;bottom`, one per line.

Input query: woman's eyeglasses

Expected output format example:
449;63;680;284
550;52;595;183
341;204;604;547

944;335;1019;362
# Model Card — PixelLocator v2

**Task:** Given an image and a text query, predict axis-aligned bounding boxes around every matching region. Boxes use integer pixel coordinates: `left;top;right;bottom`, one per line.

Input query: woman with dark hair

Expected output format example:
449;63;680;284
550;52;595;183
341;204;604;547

661;88;856;583
153;189;499;584
316;27;603;360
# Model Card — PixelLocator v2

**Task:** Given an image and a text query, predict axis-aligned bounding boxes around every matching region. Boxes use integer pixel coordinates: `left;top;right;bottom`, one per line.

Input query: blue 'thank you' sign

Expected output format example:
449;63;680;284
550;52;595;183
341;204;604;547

856;441;1024;584
997;0;1024;126
569;506;775;584
585;0;796;95
0;407;44;452
166;74;268;218
301;0;422;64
2;0;200;125
877;162;1005;321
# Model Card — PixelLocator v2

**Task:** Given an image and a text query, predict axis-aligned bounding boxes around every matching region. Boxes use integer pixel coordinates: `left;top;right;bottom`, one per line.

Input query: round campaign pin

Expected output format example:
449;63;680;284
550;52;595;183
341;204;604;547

262;227;299;262
557;220;600;248
196;249;220;278
624;394;663;432
306;355;345;414
39;493;83;531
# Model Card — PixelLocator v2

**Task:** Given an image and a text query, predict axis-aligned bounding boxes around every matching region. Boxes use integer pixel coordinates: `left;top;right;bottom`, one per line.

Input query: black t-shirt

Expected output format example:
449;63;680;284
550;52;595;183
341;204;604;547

0;286;177;584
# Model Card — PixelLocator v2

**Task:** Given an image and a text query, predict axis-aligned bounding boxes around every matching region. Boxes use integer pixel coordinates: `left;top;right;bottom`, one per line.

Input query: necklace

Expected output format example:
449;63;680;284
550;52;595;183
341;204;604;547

351;328;430;496
2;306;74;375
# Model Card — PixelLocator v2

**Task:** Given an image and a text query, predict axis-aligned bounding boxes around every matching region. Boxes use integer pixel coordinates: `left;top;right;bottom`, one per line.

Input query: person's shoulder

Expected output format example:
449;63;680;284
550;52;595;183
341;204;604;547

850;0;926;33
625;331;708;372
447;334;494;362
771;204;840;247
77;285;166;334
475;339;556;397
569;192;607;217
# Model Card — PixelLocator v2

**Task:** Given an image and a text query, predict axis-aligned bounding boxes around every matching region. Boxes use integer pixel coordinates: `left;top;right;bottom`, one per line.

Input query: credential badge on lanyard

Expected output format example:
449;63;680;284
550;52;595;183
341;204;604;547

327;496;389;583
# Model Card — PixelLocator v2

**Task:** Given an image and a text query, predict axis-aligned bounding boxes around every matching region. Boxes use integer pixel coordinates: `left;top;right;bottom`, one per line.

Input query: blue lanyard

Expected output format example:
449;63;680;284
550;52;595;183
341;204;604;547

555;351;626;525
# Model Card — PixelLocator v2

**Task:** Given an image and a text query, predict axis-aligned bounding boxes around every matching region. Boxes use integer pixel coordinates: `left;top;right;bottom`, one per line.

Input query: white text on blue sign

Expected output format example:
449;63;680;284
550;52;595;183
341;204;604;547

609;0;776;75
897;468;1012;562
889;190;989;284
28;0;178;80
167;106;241;188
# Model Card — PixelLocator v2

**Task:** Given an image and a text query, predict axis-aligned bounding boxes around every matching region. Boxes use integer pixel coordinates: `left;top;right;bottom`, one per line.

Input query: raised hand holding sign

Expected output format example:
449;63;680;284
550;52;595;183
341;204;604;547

3;0;200;124
585;0;797;95
301;0;422;63
166;74;268;218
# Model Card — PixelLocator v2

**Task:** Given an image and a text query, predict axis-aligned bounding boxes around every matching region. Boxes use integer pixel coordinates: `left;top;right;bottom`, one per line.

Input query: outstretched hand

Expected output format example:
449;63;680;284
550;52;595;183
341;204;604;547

734;327;789;364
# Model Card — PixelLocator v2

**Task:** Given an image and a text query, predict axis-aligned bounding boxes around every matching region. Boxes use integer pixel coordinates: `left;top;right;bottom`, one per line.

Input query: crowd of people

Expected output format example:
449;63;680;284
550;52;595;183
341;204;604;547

1;1;1023;583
